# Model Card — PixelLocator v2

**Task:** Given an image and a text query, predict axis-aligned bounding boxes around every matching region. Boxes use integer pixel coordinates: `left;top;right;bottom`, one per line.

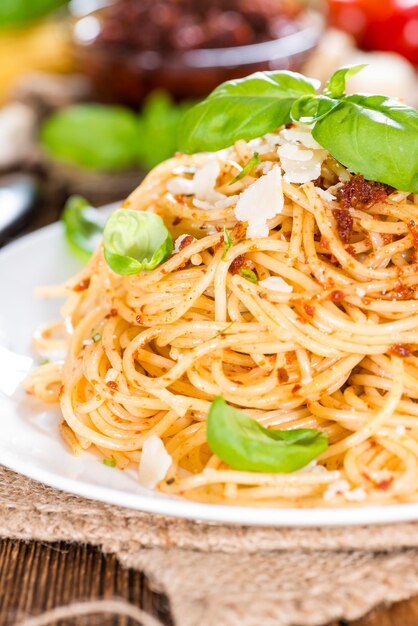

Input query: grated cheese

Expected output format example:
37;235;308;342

167;159;225;204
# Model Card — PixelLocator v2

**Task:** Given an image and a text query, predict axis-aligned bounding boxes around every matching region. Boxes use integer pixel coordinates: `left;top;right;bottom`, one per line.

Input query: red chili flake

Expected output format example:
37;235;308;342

292;384;301;394
376;477;394;491
389;282;416;300
337;175;393;209
73;278;90;292
332;208;353;243
230;222;247;241
179;234;194;251
320;236;330;250
105;308;118;319
407;221;418;248
304;304;315;317
229;255;246;275
346;245;356;257
388;344;413;357
135;314;142;324
330;290;344;302
106;381;118;390
277;368;289;383
381;233;393;246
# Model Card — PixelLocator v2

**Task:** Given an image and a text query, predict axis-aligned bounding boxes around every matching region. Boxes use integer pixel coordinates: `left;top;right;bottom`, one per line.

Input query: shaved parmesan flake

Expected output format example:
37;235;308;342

259;276;293;293
138;435;172;489
315;187;336;202
277;124;328;184
234;166;283;239
167;159;225;205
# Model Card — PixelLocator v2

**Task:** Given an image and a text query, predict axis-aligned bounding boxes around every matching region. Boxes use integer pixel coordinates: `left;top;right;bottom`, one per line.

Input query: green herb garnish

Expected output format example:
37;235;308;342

103;458;116;467
211;322;234;340
103;209;173;275
229;152;260;185
221;225;233;260
92;333;101;343
179;65;418;193
39;358;50;365
207;397;328;473
61;195;106;263
239;268;257;283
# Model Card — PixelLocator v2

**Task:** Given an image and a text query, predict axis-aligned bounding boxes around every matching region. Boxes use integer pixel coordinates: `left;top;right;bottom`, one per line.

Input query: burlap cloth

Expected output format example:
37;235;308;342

3;466;418;626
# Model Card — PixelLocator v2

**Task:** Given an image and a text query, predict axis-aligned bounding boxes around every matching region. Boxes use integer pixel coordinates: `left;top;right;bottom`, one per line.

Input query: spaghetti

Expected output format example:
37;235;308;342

25;126;418;507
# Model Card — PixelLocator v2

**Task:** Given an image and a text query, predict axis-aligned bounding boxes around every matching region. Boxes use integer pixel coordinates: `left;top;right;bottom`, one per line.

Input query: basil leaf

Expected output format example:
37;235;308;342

103;209;173;275
239;268;257;283
61;195;106;263
323;64;367;98
0;0;67;27
40;104;141;171
179;71;319;154
207;397;328;473
229;152;260;185
313;94;418;192
291;94;340;124
137;91;193;169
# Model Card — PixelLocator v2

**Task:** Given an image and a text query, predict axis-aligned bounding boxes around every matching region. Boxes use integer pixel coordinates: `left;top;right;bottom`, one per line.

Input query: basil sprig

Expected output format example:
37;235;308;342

179;71;319;154
61;195;106;263
179;65;418;193
207;397;328;473
103;209;173;275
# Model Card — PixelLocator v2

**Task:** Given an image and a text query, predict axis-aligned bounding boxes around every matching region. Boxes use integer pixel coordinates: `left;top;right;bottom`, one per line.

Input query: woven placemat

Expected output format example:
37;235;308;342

2;465;418;626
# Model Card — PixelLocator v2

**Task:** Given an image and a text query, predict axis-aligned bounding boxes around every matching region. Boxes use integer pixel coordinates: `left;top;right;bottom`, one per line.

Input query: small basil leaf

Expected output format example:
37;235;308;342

291;94;340;124
40;104;141;171
313;94;418;192
103;209;173;275
179;71;319;154
61;195;106;263
324;64;367;98
207;397;328;473
228;152;260;185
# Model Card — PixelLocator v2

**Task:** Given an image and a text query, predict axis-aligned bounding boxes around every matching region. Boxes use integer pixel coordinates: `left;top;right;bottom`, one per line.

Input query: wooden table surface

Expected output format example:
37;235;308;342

1;186;418;626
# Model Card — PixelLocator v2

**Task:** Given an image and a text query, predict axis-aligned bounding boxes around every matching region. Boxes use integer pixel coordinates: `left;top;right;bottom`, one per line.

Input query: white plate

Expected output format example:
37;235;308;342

1;220;418;527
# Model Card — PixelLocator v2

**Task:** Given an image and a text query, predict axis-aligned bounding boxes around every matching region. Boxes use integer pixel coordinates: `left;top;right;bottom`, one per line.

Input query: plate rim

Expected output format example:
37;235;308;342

1;220;418;527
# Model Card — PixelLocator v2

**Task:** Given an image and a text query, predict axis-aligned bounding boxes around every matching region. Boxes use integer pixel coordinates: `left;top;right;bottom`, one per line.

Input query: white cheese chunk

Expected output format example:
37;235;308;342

166;159;225;205
258;276;293;293
138;435;172;489
277;124;328;184
234;166;283;239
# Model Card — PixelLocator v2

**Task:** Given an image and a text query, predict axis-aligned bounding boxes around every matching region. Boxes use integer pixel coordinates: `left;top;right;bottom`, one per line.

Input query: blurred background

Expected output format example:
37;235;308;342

0;0;417;242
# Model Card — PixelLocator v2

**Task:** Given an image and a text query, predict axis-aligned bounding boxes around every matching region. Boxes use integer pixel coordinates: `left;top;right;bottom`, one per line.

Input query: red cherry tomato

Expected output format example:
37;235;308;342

328;0;418;65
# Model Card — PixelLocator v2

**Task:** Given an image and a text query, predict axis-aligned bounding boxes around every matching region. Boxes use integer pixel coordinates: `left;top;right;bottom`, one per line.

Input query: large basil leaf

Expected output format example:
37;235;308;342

179;71;319;154
313;94;418;192
207;397;328;473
